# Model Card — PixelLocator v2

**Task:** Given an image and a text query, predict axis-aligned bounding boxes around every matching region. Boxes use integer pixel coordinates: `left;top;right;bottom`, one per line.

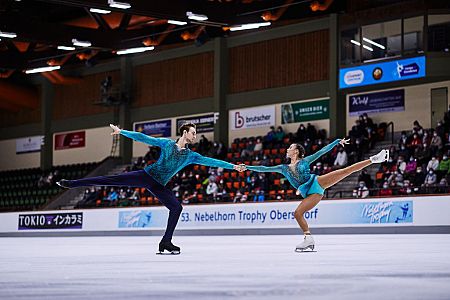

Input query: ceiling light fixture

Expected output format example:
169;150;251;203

168;20;188;26
72;39;91;47
108;0;131;9
186;11;208;21
0;31;17;38
25;66;61;74
363;37;386;49
89;8;111;14
116;46;155;55
229;22;271;31
58;46;76;51
363;45;374;52
350;39;361;46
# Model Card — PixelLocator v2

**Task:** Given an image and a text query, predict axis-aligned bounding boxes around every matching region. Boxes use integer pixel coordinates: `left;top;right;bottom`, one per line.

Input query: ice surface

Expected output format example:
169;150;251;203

1;234;450;300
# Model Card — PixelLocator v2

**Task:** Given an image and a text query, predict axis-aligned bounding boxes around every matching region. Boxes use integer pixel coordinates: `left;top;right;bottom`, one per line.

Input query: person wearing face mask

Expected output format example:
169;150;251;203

423;169;437;188
405;157;417;175
409;133;422;148
397;156;406;174
398;131;408;148
436;155;450;180
333;147;348;169
413;120;424;136
355;181;369;198
430;131;443;155
412;167;426;187
296;124;307;142
379;181;393;196
427;156;439;172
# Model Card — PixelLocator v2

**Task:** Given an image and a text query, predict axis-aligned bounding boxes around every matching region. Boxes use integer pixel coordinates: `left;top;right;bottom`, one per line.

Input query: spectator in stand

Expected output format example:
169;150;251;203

438;178;449;193
423;169;437;187
233;189;244;203
333;147;348;169
388;170;404;187
436;121;446;139
358;169;373;188
416;144;431;165
263;126;276;145
412;166;426;187
105;187;118;205
306;123;317;141
253;138;263;153
216;184;229;202
198;135;210;154
241;140;255;158
355;181;369;198
427;156;439;172
312;162;324;175
128;188;140;205
422;131;431;146
436;154;450;180
399;131;408;148
296;124;307;142
206;180;218;202
399;180;413;195
274;126;285;142
413;120;424;136
405;157;417;176
379;182;393;196
253;189;265;202
409;133;422;149
76;187;99;208
430;131;443;155
397;156;406;174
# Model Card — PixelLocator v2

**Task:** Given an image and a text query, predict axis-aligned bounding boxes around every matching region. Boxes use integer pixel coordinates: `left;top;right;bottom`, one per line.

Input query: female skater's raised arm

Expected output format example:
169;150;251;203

303;138;347;164
110;124;169;147
246;164;283;174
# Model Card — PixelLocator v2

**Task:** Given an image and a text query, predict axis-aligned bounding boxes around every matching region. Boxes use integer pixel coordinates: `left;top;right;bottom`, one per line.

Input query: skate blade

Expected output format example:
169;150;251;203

295;246;316;253
156;250;180;255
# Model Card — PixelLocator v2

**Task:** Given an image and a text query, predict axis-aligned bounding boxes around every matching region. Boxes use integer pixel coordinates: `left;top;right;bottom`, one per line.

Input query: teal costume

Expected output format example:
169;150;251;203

247;139;340;198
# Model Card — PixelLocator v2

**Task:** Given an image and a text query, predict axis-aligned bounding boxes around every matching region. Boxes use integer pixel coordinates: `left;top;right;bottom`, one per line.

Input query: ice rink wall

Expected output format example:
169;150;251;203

1;195;449;237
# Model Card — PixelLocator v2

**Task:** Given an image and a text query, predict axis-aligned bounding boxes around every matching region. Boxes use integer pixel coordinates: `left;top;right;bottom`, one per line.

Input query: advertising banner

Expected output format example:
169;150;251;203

339;56;426;89
229;105;275;130
18;212;83;230
133;119;171;138
54;131;85;150
349;89;405;116
176;114;215;133
16;136;43;154
281;99;329;124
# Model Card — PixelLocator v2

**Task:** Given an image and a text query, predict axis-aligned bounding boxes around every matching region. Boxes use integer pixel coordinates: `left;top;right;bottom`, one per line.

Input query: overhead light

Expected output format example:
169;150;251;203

229;22;271;31
25;66;61;74
116;46;155;55
363;37;386;49
363;45;374;52
350;39;361;46
58;46;76;51
186;11;208;21
72;38;91;47
108;0;131;9
168;20;188;26
0;31;17;38
89;8;111;14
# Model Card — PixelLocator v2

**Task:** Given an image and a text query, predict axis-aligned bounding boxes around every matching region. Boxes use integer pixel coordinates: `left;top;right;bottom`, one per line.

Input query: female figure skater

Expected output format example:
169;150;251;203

246;139;389;252
57;123;245;255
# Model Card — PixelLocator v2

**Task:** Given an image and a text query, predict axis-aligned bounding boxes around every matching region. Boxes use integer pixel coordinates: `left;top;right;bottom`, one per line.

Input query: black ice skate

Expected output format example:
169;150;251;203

157;241;181;255
56;179;71;189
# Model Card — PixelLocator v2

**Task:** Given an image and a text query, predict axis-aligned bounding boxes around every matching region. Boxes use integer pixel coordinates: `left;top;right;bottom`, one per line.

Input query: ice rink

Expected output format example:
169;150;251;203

1;234;450;300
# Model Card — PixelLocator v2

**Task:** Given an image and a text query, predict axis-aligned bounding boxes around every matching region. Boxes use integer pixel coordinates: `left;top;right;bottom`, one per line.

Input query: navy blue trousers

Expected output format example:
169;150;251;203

68;170;182;242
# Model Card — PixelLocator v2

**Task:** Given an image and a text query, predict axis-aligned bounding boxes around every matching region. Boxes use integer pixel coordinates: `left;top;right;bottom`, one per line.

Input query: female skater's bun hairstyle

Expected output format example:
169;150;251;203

178;122;196;136
294;143;305;159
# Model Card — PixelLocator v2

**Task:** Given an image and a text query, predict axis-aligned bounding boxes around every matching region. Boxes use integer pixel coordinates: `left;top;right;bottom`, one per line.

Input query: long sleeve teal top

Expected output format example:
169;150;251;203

120;130;235;186
247;139;340;190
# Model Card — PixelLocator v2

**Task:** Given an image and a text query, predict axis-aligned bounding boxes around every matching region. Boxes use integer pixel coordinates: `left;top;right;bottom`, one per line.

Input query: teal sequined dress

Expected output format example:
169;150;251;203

120;130;235;186
247;139;340;198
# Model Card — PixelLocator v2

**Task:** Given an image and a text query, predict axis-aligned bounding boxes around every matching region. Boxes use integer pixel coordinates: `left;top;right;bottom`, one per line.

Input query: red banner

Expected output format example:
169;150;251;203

54;131;86;150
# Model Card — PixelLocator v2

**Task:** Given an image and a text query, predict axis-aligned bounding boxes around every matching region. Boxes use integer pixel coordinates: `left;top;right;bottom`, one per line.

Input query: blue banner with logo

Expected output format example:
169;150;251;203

340;56;426;89
349;89;405;116
134;120;172;138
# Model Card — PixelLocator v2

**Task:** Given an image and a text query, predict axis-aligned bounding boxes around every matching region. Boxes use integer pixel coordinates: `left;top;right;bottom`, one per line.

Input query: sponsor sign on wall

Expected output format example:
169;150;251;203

54;131;86;150
18;213;83;230
349;89;405;116
229;105;275;130
281;99;329;124
339;56;425;89
133;119;171;138
16;136;43;154
176;114;215;133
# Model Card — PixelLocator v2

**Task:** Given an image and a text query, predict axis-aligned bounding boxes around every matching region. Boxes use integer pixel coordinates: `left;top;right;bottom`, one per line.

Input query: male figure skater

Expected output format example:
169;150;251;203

58;123;245;254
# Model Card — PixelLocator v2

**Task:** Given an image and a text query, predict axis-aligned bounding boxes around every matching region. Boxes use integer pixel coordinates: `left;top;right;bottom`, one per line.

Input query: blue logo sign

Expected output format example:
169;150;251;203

134;120;171;138
118;210;153;228
339;56;426;89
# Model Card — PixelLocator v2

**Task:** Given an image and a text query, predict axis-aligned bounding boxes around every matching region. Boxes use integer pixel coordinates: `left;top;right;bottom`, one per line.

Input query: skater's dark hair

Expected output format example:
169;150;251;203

293;143;305;159
178;122;196;136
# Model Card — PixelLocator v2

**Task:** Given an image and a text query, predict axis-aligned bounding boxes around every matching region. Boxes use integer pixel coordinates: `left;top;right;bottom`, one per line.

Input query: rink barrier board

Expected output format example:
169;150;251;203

1;196;450;236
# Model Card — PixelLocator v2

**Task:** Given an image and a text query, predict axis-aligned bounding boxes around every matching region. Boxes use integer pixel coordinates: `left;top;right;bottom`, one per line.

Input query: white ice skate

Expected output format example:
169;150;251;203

295;235;315;252
370;149;389;163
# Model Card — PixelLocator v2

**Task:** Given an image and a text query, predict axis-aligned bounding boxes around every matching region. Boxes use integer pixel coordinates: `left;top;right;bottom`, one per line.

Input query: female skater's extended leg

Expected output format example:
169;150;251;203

317;159;372;189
